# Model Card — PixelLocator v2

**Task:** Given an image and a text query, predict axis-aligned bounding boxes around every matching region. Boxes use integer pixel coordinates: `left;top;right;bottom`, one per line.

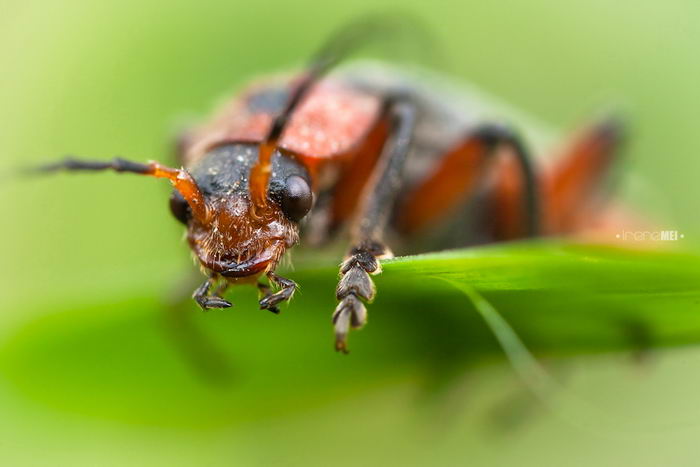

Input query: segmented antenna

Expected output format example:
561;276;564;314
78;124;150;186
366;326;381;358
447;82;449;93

25;157;210;223
248;13;435;208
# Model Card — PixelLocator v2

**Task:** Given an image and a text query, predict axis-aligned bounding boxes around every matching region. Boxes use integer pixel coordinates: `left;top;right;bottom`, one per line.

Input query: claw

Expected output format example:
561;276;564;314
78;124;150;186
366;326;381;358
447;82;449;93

259;296;281;314
335;338;349;354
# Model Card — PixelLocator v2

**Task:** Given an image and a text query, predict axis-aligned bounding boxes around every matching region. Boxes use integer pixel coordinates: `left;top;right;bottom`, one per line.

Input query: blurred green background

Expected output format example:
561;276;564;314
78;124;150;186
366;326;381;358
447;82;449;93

1;0;700;465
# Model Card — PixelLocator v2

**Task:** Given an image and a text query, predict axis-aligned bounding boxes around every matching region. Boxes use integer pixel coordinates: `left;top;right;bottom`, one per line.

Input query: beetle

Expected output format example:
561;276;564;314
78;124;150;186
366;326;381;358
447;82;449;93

32;18;622;353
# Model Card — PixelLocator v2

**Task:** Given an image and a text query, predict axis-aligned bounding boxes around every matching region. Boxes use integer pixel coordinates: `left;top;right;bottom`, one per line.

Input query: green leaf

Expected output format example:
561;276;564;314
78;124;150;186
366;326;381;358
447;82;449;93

1;241;698;428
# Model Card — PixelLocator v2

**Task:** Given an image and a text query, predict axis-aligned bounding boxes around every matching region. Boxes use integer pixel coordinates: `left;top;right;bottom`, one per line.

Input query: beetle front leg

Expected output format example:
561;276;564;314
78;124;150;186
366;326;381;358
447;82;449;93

333;241;391;353
259;272;297;313
332;97;416;353
257;282;278;314
193;277;232;310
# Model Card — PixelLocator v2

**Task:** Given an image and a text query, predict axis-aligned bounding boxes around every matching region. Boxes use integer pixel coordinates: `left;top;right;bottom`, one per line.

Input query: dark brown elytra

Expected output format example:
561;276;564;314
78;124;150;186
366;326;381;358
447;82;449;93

30;16;623;354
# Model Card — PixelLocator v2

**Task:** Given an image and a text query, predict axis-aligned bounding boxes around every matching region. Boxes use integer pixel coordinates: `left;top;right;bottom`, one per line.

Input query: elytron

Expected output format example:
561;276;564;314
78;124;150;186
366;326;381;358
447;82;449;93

35;19;621;352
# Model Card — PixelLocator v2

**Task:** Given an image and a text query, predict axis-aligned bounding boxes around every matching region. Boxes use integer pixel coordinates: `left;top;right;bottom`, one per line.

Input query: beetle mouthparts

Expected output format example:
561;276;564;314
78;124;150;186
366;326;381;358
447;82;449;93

212;251;276;278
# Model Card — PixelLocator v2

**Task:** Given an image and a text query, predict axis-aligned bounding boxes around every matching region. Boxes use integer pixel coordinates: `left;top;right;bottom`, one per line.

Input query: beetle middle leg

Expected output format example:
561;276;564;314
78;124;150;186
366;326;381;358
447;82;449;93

395;123;540;239
333;96;417;353
193;276;232;310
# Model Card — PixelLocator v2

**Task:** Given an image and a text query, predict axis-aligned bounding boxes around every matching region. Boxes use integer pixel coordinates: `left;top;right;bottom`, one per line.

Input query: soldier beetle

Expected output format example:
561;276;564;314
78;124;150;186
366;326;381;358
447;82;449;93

31;17;623;353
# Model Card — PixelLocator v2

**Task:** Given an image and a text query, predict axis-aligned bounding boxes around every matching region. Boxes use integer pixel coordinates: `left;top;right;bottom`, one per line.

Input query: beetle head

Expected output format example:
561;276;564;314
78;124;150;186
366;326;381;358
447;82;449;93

170;144;312;279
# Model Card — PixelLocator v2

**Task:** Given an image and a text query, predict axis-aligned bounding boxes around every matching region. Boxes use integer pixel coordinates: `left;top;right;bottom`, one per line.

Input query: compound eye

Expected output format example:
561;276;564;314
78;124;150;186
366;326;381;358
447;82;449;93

280;175;313;222
169;190;191;224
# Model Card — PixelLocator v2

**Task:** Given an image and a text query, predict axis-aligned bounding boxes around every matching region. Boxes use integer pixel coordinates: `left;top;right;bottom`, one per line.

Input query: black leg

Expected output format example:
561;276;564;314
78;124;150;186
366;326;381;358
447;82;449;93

193;277;233;310
470;124;539;237
333;97;417;353
257;282;278;314
258;272;297;314
394;123;540;239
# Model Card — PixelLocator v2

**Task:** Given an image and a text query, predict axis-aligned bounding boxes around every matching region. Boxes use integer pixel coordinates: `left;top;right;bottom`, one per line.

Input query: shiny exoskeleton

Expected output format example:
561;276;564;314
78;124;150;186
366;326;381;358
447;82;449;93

33;19;622;353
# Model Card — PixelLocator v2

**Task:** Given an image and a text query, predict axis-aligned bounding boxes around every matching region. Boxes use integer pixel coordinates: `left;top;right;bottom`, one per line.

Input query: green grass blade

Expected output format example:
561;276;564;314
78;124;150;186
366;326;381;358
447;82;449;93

1;240;699;426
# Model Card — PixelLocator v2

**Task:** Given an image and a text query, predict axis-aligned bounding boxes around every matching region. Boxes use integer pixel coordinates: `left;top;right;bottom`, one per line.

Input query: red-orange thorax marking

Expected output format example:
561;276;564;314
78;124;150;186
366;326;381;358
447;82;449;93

183;75;383;178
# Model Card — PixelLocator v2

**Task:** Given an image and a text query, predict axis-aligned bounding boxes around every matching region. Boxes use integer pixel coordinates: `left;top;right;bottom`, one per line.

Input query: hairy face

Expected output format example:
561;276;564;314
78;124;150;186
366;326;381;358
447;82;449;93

168;143;312;279
187;194;299;278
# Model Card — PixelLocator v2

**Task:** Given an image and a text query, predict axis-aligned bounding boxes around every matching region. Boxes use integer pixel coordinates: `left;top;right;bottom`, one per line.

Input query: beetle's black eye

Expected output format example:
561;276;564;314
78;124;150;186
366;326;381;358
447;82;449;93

169;190;191;224
279;175;313;222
